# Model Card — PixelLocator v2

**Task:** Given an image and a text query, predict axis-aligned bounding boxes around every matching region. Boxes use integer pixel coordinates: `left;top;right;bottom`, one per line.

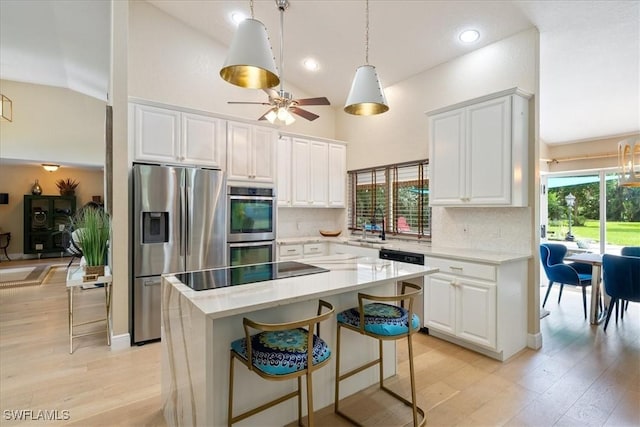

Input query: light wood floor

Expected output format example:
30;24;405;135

1;259;638;426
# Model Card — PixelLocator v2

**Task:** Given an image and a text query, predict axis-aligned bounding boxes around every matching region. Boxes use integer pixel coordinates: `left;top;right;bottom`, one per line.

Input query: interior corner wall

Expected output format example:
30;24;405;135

127;1;336;139
0;80;106;166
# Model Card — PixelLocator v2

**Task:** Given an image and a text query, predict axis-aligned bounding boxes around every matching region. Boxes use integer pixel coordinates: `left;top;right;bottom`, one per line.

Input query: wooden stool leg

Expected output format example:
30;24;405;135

408;335;419;426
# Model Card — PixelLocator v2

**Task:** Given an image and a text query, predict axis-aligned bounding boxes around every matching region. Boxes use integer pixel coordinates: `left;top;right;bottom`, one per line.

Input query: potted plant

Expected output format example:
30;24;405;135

56;178;79;196
71;207;110;278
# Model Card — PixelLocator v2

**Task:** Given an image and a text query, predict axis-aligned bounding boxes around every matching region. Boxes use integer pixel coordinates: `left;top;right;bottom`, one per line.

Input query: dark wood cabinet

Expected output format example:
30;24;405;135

23;195;76;255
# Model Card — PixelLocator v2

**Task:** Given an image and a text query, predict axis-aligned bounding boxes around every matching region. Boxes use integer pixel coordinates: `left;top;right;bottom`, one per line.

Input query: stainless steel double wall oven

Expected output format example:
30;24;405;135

227;186;276;266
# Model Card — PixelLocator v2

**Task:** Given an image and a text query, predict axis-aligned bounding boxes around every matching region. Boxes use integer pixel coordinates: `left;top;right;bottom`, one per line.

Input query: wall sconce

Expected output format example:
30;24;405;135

0;193;8;204
1;94;12;122
42;164;60;172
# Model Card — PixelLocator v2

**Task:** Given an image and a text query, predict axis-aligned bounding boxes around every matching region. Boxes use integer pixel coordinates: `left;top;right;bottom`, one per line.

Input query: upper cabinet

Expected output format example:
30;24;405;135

277;135;346;208
227;121;277;183
130;102;226;168
427;88;530;207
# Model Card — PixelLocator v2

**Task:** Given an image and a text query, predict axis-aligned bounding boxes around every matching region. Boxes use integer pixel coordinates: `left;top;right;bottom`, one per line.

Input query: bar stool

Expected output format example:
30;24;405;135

228;300;334;427
334;283;425;426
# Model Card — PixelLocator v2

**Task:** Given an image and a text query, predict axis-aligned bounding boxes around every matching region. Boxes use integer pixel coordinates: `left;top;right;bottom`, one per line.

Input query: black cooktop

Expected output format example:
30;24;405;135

174;261;329;291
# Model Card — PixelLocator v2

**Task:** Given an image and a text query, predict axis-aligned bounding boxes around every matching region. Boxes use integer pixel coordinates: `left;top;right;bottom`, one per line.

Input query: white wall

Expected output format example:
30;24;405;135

128;1;336;139
0;80;106;166
278;208;346;238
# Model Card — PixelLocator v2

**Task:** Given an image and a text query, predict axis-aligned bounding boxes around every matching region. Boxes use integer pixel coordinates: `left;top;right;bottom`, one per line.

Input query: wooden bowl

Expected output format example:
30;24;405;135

319;230;342;237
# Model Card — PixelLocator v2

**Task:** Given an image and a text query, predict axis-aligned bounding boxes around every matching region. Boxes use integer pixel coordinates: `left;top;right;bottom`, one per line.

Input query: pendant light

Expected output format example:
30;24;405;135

617;137;640;187
220;0;280;89
344;0;389;115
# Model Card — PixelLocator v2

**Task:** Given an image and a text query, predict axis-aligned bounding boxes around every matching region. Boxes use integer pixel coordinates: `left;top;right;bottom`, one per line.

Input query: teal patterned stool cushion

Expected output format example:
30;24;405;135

337;303;420;336
231;328;331;376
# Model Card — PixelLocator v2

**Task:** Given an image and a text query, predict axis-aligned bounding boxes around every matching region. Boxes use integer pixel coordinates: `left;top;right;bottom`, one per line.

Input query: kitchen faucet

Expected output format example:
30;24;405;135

372;208;386;241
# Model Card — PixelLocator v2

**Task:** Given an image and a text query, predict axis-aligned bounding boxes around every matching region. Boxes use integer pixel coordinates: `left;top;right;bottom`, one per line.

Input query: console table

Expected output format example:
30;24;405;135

66;265;113;353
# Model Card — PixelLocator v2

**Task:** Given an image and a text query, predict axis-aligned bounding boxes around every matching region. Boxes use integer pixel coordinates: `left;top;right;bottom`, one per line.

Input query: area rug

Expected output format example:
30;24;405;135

0;265;53;288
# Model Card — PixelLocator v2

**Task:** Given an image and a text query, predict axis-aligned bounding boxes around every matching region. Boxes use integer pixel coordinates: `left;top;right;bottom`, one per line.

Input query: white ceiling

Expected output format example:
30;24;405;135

1;0;638;145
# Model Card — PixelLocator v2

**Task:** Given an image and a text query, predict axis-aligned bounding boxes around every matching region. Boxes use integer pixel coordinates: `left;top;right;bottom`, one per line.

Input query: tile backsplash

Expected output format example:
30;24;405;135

432;206;532;254
277;208;346;238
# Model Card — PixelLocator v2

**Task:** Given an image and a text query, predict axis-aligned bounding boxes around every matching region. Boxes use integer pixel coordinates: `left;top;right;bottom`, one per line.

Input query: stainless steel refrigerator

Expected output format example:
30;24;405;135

132;164;226;344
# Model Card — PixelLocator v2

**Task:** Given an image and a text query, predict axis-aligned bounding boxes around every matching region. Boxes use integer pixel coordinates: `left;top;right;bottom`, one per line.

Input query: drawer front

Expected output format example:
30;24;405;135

425;257;496;281
279;244;303;258
304;243;327;257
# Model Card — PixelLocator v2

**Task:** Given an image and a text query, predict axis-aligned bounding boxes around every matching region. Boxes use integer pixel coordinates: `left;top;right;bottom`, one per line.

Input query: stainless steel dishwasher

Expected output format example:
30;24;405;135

379;248;426;330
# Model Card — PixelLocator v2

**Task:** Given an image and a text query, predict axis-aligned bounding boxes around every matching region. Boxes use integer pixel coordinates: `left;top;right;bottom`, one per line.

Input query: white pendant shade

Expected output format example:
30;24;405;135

344;65;389;115
220;18;280;89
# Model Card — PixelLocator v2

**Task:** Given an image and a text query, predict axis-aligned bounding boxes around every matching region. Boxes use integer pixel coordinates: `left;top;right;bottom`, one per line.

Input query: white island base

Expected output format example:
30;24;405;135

161;254;438;427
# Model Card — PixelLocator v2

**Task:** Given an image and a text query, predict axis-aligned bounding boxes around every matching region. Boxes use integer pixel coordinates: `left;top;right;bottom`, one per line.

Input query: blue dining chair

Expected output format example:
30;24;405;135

540;243;593;318
602;254;640;331
617;246;640;318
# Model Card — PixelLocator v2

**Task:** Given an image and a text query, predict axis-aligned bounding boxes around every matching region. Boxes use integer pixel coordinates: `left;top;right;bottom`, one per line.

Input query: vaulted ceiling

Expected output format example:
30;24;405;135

1;0;638;145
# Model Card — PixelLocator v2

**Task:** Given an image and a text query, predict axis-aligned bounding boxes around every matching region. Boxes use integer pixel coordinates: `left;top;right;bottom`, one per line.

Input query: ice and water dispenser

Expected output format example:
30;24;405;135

142;212;169;244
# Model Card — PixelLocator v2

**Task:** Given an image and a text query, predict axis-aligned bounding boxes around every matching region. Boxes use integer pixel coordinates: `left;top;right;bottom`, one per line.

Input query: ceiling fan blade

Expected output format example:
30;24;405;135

228;101;271;105
291;107;320;121
295;97;330;106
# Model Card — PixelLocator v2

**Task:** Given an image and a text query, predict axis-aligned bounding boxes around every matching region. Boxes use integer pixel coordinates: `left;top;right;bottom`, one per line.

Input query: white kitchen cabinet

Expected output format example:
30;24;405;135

278;136;346;208
424;255;526;361
278;244;303;260
291;138;328;206
277;136;292;205
329;243;378;258
428;88;530;207
130;103;225;168
278;242;328;261
227;121;276;183
328;143;347;207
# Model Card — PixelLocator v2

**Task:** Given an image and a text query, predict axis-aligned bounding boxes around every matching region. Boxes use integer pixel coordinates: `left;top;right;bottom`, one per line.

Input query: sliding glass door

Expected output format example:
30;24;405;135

543;170;640;254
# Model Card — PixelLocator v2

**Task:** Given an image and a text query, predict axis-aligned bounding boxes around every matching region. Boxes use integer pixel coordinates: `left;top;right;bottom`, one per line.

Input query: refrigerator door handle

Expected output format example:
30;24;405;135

180;176;186;258
143;278;162;286
185;180;190;256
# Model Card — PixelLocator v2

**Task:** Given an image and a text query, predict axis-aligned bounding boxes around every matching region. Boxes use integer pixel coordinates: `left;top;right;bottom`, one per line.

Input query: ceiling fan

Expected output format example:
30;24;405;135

227;0;330;124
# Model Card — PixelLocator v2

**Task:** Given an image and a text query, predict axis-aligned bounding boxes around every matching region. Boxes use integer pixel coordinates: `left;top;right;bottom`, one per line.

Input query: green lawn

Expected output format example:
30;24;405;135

548;220;640;246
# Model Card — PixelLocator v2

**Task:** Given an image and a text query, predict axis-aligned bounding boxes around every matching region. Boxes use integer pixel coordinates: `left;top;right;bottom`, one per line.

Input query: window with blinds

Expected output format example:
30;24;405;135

348;160;431;238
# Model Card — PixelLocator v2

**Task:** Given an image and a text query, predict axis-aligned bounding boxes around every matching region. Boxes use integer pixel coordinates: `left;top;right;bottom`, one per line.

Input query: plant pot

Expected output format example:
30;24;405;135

60;190;75;196
83;265;105;282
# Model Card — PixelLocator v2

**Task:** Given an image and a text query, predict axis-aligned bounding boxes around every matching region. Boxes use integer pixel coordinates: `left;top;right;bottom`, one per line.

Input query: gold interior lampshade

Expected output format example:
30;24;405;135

618;137;640;187
220;18;280;89
344;65;389;116
1;94;12;122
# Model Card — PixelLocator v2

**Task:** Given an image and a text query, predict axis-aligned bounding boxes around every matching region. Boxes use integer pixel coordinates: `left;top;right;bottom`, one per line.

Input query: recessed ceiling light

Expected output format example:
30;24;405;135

230;11;247;26
303;58;319;71
459;29;480;43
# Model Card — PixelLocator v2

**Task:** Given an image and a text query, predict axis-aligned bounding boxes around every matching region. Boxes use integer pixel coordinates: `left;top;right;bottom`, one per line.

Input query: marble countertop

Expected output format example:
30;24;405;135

276;236;530;264
163;254;438;319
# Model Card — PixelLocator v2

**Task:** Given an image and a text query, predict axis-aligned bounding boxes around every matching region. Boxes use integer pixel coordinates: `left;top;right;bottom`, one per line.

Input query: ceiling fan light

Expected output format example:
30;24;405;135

265;110;277;124
284;112;296;125
344;65;389;115
220;18;280;89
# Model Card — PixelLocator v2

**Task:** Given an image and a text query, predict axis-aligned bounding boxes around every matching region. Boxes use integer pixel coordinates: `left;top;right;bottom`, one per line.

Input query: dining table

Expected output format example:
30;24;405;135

564;252;606;325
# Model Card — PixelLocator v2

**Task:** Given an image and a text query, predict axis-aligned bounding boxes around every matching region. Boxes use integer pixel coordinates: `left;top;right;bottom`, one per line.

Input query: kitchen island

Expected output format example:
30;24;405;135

161;254;438;427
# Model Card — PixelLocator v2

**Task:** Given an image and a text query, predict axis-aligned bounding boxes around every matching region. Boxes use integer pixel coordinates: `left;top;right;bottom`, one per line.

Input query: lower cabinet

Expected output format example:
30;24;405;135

278;242;328;261
424;256;526;361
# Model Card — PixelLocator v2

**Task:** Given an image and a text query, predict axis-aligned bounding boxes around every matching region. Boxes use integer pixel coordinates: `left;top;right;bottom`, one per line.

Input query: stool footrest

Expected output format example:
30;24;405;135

337;358;380;382
230;389;299;425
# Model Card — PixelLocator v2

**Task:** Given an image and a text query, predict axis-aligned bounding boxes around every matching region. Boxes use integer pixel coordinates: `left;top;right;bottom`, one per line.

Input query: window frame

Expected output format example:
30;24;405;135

348;160;431;239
